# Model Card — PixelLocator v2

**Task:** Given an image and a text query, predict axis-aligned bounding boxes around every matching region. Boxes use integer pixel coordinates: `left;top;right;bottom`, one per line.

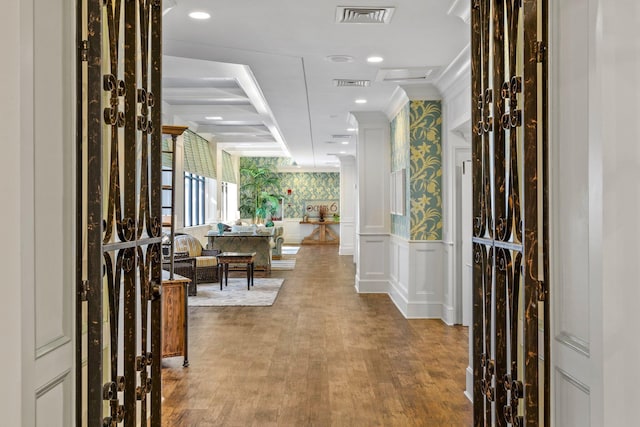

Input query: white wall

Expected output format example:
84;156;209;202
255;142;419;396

1;0;75;424
551;1;640;425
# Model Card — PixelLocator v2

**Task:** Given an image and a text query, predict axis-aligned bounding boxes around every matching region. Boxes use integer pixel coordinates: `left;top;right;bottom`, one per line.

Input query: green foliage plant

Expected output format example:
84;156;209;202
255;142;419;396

239;164;282;224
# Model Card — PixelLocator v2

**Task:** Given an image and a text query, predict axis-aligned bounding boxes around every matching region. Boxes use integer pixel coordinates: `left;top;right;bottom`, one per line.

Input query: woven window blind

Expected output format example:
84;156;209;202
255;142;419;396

161;136;173;168
221;150;236;183
183;130;216;179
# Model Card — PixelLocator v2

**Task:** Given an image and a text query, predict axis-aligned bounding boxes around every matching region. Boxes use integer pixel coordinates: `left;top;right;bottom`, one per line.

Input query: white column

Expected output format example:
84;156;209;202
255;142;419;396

598;0;640;423
338;155;356;257
1;1;24;425
351;112;390;293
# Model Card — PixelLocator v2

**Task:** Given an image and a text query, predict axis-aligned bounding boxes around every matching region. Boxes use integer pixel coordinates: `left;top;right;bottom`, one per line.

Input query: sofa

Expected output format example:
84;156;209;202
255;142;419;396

271;226;284;259
206;229;274;273
172;233;219;295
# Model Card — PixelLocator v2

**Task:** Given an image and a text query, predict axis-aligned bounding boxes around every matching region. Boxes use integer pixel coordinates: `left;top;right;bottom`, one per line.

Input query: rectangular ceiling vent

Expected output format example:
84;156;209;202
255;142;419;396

336;7;396;24
333;79;371;88
331;134;352;139
375;66;441;83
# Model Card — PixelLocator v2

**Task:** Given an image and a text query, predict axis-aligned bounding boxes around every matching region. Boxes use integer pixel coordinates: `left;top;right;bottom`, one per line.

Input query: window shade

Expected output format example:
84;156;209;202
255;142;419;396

161;136;173;168
183;130;216;179
221;150;236;183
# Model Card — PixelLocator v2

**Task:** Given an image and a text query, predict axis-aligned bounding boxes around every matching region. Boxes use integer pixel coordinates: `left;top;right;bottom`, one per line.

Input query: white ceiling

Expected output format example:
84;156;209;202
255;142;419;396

162;0;469;170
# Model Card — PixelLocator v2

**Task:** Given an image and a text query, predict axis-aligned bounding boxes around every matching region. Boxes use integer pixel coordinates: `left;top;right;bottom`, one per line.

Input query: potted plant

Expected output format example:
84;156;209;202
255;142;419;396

239;164;283;226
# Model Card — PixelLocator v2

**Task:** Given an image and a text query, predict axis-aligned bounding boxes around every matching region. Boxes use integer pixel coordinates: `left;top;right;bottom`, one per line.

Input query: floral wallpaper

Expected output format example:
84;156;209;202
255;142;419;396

239;157;340;219
390;103;410;239
279;173;340;218
410;100;443;240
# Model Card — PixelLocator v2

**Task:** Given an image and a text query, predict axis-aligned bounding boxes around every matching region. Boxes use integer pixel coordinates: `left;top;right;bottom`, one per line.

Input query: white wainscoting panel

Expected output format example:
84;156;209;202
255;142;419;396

388;237;444;319
36;377;68;427
355;234;390;293
28;0;75;424
282;218;304;244
339;222;355;256
554;368;591;427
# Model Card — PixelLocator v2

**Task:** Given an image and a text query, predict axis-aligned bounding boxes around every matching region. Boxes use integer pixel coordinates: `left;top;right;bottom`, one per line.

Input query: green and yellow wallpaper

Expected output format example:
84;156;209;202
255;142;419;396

239;157;340;219
390;101;443;241
410;100;442;240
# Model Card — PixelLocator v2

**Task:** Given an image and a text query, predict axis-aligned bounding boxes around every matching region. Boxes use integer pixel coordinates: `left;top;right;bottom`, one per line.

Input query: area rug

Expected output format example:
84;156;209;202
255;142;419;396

187;278;285;307
271;258;296;271
282;246;300;255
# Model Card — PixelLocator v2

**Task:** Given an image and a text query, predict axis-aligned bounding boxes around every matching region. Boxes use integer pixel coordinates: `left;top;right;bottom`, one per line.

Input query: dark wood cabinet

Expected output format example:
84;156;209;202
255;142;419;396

161;272;189;366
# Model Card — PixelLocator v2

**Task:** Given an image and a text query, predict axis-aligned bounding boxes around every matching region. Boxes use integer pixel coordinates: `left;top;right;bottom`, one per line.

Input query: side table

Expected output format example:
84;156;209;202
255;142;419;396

216;252;257;290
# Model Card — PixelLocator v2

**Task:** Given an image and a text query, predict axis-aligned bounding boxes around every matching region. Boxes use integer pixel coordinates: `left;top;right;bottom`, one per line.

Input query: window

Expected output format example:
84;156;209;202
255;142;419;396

184;172;206;227
220;181;238;222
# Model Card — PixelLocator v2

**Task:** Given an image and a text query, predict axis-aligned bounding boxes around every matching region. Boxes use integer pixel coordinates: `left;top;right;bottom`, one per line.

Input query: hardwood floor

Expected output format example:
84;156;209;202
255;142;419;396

161;245;472;426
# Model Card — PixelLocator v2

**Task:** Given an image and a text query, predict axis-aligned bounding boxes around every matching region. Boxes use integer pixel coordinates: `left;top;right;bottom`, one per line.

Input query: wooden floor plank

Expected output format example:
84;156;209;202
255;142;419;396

162;245;472;426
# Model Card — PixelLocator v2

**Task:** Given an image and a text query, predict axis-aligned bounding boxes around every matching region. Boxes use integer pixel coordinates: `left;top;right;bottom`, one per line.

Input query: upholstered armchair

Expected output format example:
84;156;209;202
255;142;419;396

271;226;284;259
173;233;219;295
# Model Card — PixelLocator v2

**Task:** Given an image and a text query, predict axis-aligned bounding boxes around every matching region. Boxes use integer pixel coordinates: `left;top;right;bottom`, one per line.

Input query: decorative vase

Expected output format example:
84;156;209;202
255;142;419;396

217;223;225;235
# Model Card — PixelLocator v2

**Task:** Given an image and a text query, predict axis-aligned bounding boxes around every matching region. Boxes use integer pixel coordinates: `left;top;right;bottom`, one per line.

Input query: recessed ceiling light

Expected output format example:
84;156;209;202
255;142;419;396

355;99;367;104
189;11;211;20
367;56;384;63
341;141;349;145
205;116;223;120
340;151;347;154
347;128;357;132
326;55;354;63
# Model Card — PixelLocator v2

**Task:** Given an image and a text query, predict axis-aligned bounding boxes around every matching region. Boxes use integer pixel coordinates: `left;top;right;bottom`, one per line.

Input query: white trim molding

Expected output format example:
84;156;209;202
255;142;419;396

388;236;444;319
355;233;390;293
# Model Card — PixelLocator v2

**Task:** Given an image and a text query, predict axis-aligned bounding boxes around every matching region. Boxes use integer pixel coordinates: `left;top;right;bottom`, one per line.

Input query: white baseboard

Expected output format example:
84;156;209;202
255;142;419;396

465;366;473;402
339;247;354;256
405;301;443;319
355;276;389;293
388;284;443;319
442;304;456;325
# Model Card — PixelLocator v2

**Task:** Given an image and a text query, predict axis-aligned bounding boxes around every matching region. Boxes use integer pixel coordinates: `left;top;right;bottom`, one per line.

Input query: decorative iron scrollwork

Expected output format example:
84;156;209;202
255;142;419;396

77;0;163;425
472;0;548;425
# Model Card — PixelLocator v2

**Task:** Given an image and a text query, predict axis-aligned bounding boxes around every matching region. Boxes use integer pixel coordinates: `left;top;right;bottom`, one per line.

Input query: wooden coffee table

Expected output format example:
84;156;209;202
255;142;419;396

216;252;257;290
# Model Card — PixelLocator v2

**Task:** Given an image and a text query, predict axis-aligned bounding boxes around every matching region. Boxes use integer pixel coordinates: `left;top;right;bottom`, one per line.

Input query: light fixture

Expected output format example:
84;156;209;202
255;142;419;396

355;99;367;104
189;11;211;20
340;151;347;154
347;127;357;132
205;116;223;120
326;54;354;63
367;55;384;63
341;141;349;145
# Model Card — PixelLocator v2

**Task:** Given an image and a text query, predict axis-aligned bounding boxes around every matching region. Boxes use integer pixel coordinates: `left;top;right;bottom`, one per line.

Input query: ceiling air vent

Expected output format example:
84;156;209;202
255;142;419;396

333;79;371;88
336;6;396;24
375;66;441;83
331;134;352;139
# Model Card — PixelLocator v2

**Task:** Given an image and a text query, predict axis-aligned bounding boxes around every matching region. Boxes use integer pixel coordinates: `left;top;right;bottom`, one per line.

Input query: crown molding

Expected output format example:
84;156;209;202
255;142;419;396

434;44;471;96
400;83;442;101
384;86;409;120
447;0;471;24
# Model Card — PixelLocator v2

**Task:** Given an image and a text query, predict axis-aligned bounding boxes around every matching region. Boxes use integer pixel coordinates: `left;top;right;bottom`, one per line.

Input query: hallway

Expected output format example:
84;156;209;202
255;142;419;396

161;245;472;426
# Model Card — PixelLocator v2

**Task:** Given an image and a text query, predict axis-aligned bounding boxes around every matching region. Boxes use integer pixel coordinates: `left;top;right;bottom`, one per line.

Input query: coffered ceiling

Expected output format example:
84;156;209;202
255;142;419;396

162;0;469;170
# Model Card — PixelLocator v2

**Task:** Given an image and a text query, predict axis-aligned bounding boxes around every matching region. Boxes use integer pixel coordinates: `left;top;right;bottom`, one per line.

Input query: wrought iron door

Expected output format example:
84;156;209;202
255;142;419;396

76;0;163;425
471;0;549;425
